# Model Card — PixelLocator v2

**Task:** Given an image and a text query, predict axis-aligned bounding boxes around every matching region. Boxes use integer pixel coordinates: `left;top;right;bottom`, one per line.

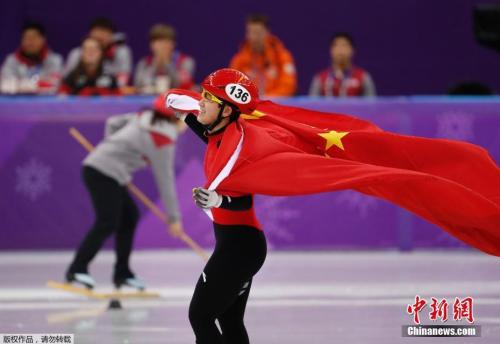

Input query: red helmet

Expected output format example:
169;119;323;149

201;68;259;114
153;94;175;117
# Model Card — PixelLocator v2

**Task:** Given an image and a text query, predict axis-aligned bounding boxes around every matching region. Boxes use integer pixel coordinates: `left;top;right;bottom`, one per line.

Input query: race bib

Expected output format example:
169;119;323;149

225;83;251;104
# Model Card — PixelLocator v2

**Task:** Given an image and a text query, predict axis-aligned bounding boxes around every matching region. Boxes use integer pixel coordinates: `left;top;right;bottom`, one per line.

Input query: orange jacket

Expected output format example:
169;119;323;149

229;34;297;97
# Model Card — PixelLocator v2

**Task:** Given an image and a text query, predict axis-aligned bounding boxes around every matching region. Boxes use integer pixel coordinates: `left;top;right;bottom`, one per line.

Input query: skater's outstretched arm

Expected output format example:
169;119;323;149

164;89;206;143
185;113;208;144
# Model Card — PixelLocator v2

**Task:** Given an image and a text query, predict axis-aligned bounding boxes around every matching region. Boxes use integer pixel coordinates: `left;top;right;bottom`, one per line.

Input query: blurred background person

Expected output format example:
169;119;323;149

134;24;195;94
64;17;132;87
66;95;186;290
229;14;297;97
309;33;376;97
0;22;62;94
59;37;120;95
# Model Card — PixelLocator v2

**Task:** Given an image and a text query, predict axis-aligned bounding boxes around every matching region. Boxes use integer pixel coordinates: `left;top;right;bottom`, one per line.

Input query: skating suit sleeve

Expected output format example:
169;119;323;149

185;113;208;144
219;195;253;211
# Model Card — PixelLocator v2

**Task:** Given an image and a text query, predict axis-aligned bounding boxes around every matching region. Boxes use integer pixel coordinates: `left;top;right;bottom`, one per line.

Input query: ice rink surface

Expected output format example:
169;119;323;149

0;250;499;343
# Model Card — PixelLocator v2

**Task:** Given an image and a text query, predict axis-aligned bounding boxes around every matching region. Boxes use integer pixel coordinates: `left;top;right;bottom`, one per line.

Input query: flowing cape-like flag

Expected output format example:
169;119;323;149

166;91;500;256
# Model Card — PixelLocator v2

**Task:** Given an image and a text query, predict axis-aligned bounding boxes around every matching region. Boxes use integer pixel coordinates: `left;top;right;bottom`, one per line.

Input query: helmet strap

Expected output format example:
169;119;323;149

204;102;226;132
204;101;240;132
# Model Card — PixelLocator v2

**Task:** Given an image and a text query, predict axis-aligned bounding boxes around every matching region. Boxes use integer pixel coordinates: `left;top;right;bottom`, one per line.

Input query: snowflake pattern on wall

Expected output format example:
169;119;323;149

335;190;377;218
436;111;475;141
256;197;301;248
15;158;52;201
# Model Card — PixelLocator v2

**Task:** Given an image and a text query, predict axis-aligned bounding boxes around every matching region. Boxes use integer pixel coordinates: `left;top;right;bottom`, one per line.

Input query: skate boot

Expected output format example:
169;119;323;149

113;270;146;291
66;271;96;289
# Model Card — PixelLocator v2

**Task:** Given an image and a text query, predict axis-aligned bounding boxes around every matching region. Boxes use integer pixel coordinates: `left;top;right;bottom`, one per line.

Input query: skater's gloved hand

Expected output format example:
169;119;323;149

165;89;201;117
192;187;222;209
168;220;185;238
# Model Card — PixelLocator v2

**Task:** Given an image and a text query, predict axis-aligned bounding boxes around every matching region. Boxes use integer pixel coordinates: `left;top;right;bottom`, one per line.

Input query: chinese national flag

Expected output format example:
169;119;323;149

204;100;500;257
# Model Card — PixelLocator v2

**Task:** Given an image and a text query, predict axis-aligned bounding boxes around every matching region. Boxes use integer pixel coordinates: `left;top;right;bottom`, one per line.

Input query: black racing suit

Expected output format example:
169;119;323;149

185;114;267;344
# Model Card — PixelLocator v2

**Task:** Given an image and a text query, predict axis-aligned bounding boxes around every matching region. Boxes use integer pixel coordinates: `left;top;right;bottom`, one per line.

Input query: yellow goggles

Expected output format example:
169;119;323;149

201;90;223;105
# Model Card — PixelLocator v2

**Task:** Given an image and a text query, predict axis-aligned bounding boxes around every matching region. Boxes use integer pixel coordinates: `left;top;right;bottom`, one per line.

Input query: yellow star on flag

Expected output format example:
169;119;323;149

241;110;266;120
318;130;349;151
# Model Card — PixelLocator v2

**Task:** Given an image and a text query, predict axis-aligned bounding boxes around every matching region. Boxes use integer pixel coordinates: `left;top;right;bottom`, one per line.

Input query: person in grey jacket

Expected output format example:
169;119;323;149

0;22;62;94
134;23;195;94
64;17;132;87
66;95;186;290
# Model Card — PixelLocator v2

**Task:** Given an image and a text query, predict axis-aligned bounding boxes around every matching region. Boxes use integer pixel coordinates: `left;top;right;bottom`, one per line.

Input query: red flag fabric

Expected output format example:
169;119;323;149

204;100;500;257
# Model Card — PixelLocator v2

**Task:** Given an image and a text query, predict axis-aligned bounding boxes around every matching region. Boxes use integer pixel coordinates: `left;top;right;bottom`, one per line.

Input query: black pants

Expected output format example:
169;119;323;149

68;166;139;281
189;224;267;344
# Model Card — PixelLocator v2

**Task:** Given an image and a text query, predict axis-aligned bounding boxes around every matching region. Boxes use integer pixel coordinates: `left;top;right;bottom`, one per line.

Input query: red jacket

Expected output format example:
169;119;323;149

313;66;372;96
